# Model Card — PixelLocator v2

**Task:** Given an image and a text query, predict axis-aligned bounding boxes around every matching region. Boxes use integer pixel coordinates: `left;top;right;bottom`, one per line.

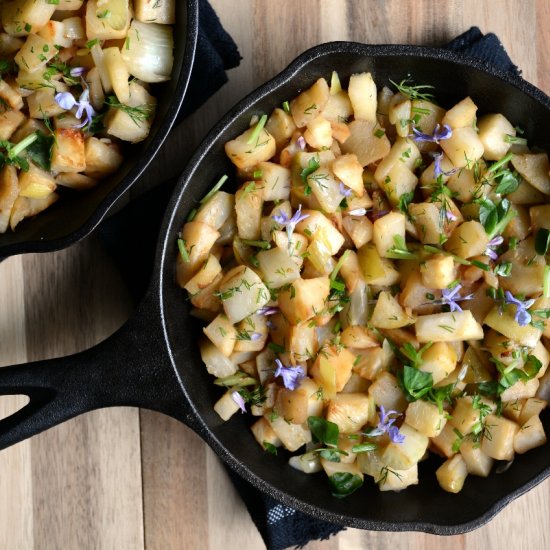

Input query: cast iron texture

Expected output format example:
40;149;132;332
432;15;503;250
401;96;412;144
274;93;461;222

0;0;199;259
1;42;550;534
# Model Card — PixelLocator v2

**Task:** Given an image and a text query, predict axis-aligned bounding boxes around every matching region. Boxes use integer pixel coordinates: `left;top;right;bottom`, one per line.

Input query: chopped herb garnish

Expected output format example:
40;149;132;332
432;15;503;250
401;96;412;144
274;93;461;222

328;472;363;498
282;101;290;113
106;96;153;126
390;78;435;102
200;174;228;205
246;114;268;145
86;39;100;49
263;441;278;455
177;238;190;263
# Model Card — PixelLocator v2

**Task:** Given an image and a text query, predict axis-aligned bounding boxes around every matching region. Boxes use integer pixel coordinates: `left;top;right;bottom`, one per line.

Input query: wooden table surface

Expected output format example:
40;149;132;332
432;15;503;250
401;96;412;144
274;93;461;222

2;1;550;549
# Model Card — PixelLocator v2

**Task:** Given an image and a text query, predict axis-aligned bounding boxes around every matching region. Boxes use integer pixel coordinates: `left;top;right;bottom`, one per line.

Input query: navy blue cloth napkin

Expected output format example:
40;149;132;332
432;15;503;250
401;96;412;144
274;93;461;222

98;27;519;550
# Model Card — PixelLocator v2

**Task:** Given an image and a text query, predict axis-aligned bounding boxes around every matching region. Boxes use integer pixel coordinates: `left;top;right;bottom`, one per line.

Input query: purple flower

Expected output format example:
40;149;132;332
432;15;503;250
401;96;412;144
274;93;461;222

257;306;279;316
504;291;535;326
54;88;96;129
69;66;87;77
231;391;246;413
274;359;305;390
412;123;452;144
485;235;504;261
297;136;306;150
347;208;367;216
250;332;262;341
339;182;352;197
271;204;309;242
445;210;457;222
441;284;474;312
368;406;405;444
433;152;459;179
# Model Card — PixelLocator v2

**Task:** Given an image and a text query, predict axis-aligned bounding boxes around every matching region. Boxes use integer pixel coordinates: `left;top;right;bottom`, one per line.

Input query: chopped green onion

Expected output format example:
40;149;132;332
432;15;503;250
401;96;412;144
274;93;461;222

241;239;271;249
487;153;513;174
187;208;197;222
200;174;228;205
544;266;550;298
177;238;190;263
246;114;268;145
282;101;290;113
374;128;385;138
504;134;527;145
330;249;351;281
86;39;100;49
253;170;263;179
329;279;345;292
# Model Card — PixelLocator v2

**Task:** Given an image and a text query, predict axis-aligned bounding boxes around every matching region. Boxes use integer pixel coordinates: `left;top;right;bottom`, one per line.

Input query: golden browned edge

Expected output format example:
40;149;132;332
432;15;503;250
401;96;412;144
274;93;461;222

0;1;549;549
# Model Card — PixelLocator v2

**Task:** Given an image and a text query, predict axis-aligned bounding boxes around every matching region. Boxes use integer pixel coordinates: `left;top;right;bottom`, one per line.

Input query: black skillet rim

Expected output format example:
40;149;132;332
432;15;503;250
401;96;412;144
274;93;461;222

158;41;550;534
0;0;199;259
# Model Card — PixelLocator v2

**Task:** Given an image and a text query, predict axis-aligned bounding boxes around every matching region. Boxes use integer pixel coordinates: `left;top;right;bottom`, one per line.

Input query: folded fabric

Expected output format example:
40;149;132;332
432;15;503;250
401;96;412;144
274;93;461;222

98;26;521;550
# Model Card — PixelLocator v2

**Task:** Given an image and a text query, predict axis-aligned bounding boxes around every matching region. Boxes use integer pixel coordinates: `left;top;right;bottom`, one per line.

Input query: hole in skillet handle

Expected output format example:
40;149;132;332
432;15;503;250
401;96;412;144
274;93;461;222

0;291;199;451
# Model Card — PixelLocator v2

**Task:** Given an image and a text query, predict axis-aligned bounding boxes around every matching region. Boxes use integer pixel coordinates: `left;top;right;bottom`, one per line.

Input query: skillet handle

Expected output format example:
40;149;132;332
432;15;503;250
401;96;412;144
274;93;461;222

0;291;199;451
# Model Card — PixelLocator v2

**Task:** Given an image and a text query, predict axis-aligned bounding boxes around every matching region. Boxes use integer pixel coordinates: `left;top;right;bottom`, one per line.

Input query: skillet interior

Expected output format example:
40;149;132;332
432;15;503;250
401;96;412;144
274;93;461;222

159;42;550;533
0;0;198;258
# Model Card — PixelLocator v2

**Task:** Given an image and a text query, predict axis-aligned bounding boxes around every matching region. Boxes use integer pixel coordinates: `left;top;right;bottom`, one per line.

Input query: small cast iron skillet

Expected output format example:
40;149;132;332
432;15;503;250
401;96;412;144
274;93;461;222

0;0;199;259
1;42;550;534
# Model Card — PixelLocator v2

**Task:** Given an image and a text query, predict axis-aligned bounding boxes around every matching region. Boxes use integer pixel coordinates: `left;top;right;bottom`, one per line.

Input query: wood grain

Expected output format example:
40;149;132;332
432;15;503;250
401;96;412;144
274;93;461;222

1;1;550;549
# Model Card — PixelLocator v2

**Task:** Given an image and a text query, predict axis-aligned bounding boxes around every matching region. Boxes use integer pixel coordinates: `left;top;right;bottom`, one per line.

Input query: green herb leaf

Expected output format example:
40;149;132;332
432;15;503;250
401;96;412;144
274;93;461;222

328;472;363;499
352;442;378;453
535;228;550;256
25;132;54;171
308;416;339;447
494;170;519;195
300;157;320;185
398;365;433;401
263;441;278;455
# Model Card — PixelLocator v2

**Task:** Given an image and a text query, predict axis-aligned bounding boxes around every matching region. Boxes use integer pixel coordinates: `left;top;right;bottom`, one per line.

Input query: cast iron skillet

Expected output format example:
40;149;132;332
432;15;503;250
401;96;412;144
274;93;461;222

0;0;199;259
1;42;550;534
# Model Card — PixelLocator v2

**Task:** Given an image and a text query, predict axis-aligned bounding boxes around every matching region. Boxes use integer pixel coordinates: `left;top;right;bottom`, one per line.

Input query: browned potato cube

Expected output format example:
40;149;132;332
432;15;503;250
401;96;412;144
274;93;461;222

27;88;66;119
19;164;56;199
0;109;25;140
51;128;86;173
10;194;59;231
84;138;124;178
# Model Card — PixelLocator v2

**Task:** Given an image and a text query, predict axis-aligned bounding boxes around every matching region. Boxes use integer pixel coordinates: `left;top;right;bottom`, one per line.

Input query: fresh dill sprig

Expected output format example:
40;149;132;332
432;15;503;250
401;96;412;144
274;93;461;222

106;96;154;126
390;78;436;102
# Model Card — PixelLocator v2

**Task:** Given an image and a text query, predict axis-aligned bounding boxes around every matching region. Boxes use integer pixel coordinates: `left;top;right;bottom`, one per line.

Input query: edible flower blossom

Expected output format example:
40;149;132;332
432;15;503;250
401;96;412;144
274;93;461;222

272;204;309;242
440;284;474;312
485;235;504;261
412;123;452;144
433;151;459;179
445;210;457;222
297;136;306;150
257;306;279;316
54;88;96;129
503;291;535;326
231;391;246;413
69;66;87;78
249;332;262;341
368;406;405;444
274;359;305;391
339;183;352;197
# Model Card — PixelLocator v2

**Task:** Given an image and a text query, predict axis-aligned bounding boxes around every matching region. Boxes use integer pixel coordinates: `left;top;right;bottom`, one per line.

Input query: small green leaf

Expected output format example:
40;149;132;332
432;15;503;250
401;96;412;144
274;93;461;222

308;416;339;447
328;472;363;499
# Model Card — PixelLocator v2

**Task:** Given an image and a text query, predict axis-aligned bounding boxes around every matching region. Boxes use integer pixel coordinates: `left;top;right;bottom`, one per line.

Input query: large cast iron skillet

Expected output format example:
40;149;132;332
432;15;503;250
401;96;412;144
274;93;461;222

0;0;199;259
1;42;550;534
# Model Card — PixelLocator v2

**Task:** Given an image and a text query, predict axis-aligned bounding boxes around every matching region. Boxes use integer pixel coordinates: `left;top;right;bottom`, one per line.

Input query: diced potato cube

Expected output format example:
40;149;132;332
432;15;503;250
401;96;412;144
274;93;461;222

342;215;373;250
449;396;496;434
258;161;291;201
442;96;477;129
459;438;494;477
477;113;514;160
409;202;446;245
290;78;330;128
389;97;411;137
440;126;484;168
278;277;330;325
436;454;468;493
184;254;222;296
381;423;429;470
257;247;300;288
308;167;344;213
369;291;414;329
310;345;356;394
0;79;23;110
368;372;407;412
500;379;540;402
267;414;312;452
2;1;56;36
50;128;86;173
0;165;19;233
250;417;282;450
405;399;447;437
378;463;418;492
331;154;364;196
357;243;400;286
214;390;242;421
86;0;130;40
11;119;47;144
203;314;237;357
381;162;418;206
199;338;237;378
235;183;263;240
348;72;377;122
265;108;296;149
38;20;72;48
508;179;546;205
420;255;456;289
415;311;484;343
27;88;66;119
296;210;345;255
373;211;406;258
304;115;332;149
445;220;489;259
484;305;542;349
105;82;157;143
519;398;547;425
481;414;519;460
374;138;421;185
322;90;353;123
19;164;56;199
103;46;130;104
514;415;547;454
194;191;234;231
14;33;56;72
340;120;391;166
431;422;459;458
326;393;370;434
134;0;176;24
511;153;550;195
84;138;123;178
0;109;25;140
